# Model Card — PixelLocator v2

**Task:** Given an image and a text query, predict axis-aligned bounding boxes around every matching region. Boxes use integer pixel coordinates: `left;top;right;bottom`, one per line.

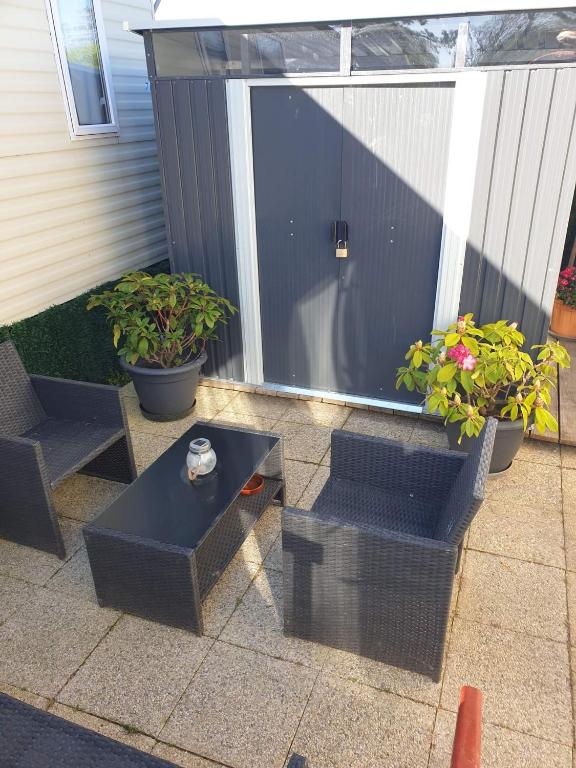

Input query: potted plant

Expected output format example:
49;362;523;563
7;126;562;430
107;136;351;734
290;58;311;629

88;271;237;421
396;314;570;472
551;265;576;339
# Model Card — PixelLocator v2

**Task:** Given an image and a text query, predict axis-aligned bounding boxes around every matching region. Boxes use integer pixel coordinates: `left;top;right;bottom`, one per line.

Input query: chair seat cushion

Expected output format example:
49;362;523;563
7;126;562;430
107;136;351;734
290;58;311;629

23;418;124;486
311;477;438;538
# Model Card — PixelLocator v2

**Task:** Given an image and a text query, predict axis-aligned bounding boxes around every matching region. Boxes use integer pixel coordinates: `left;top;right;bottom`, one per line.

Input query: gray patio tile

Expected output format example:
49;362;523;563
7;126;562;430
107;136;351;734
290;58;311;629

429;708;572;768
468;509;566;566
561;445;576;469
441;618;572;744
220;392;290;420
284;459;318;505
263;535;282;571
320;447;331;466
0;518;84;586
410;420;449;449
322;647;442;707
343;409;415;440
194;385;237;413
0;575;38;624
456;550;568;642
565;513;576;573
485;459;562;510
160;641;316;768
271;421;332;463
59;615;212;736
152;744;225;767
49;702;155;752
121;382;138;399
239;505;281;565
516;437;561;466
202;553;260;638
130;431;175;472
566;572;576;646
52;475;126;523
220;569;328;669
290;671;435;768
297;466;330;510
280;400;351;428
210;412;276;432
0;589;117;698
47;546;96;604
0;681;50;710
124;397;204;439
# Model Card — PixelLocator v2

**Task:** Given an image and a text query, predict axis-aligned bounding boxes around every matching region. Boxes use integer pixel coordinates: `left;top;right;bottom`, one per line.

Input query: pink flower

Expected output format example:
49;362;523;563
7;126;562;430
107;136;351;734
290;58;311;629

560;279;569;287
447;343;477;371
461;354;477;371
447;343;470;364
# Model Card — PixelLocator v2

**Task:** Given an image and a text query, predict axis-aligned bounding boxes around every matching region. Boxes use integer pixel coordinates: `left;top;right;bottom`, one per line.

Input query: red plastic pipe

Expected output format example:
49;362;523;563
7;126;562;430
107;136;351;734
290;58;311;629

451;686;483;768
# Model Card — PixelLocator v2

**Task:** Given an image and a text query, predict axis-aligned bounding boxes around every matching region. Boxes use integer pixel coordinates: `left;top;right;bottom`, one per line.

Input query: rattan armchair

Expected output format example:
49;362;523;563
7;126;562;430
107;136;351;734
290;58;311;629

0;341;136;558
282;418;496;681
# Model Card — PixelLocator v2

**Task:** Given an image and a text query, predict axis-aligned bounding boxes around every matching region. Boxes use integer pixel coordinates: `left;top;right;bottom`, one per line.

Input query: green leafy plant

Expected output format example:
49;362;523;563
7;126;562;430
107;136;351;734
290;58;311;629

87;271;237;368
396;314;570;441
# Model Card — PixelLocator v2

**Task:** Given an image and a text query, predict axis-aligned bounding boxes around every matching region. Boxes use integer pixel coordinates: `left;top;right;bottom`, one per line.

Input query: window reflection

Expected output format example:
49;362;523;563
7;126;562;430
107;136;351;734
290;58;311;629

467;10;576;65
152;26;341;77
352;18;461;70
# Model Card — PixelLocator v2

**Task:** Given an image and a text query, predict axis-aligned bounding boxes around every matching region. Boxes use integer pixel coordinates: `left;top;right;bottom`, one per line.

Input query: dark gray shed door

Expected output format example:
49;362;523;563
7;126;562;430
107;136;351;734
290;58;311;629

252;84;454;402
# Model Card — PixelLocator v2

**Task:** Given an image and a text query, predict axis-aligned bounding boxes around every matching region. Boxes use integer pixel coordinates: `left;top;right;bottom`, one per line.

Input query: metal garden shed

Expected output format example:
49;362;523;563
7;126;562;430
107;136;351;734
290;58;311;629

131;2;576;413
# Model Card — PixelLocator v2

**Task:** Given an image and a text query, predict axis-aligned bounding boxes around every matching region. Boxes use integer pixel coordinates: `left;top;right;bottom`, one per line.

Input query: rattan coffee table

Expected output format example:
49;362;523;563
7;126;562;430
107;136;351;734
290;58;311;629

84;422;284;634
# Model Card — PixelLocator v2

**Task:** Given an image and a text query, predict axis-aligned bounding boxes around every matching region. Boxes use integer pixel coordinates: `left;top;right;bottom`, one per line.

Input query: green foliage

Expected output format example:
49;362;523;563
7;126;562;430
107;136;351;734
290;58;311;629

396;314;571;442
0;261;169;385
87;271;237;369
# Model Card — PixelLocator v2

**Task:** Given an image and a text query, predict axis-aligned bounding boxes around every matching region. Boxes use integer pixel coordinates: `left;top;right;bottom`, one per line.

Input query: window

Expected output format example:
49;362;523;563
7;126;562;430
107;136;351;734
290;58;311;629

151;25;341;77
466;10;576;66
352;18;462;70
47;0;117;136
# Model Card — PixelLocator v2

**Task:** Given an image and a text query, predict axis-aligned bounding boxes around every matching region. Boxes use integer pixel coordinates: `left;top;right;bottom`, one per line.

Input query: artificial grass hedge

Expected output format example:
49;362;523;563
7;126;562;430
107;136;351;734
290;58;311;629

0;260;169;385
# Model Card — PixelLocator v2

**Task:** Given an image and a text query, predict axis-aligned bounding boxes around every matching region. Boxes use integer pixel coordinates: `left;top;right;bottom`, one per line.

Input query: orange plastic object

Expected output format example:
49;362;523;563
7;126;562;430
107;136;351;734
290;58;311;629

451;686;483;768
241;473;264;496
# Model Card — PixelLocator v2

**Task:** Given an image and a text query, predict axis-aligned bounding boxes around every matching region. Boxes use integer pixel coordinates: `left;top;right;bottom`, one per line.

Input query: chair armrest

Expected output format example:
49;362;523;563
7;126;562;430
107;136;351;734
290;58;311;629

330;430;466;504
30;376;125;429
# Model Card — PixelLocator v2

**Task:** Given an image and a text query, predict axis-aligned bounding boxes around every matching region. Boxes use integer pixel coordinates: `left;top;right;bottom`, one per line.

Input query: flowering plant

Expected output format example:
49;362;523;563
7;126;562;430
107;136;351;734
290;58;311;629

396;314;570;441
556;266;576;308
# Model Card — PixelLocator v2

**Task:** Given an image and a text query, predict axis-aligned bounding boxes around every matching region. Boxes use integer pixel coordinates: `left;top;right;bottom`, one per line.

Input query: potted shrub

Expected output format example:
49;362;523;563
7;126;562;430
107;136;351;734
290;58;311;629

396;314;570;472
88;271;237;421
551;265;576;339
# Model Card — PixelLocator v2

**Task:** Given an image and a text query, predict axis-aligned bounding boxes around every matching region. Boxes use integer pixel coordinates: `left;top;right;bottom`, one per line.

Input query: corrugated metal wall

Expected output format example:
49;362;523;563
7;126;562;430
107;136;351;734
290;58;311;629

460;67;576;346
152;78;243;380
0;0;168;324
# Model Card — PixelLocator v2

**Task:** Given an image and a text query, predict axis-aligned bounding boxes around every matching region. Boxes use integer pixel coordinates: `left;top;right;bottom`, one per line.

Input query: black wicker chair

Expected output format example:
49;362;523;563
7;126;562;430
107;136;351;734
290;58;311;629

0;341;136;559
282;418;497;681
0;693;308;768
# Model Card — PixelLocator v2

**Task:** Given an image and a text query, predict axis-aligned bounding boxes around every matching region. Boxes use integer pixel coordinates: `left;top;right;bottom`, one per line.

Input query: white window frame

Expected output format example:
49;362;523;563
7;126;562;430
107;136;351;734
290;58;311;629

46;0;118;138
226;71;487;411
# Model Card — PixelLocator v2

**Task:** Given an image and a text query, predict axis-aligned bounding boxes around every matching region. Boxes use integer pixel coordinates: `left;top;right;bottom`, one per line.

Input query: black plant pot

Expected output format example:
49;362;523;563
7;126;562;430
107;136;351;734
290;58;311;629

446;417;525;474
120;352;207;422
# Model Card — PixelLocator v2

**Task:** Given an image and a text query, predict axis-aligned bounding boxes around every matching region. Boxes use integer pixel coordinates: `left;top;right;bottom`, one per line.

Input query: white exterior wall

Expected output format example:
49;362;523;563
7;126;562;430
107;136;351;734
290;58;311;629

0;0;166;324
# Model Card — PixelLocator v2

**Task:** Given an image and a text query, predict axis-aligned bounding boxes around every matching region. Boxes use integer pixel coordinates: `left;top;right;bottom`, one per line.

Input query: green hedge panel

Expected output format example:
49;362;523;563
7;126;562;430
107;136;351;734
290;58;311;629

0;260;169;385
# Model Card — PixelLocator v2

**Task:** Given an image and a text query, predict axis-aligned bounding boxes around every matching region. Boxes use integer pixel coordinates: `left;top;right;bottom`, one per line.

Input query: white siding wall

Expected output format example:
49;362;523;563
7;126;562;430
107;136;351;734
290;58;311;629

0;0;168;324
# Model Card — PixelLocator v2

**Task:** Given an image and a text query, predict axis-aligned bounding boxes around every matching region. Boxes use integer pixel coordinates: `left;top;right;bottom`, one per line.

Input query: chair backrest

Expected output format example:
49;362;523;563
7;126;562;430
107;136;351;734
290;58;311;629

0;341;46;435
434;418;497;545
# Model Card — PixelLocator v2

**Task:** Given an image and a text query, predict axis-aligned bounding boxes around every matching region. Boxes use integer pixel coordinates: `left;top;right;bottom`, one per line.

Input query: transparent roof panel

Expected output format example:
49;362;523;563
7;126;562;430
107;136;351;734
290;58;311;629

152;25;341;77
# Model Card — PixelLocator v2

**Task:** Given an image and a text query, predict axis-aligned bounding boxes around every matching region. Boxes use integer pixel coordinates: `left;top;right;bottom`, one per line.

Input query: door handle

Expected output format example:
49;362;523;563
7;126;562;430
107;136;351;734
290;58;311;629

331;220;348;258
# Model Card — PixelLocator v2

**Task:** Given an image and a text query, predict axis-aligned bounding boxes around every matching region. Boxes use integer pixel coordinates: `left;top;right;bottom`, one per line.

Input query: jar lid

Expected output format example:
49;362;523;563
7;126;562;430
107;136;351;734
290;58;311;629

189;437;212;454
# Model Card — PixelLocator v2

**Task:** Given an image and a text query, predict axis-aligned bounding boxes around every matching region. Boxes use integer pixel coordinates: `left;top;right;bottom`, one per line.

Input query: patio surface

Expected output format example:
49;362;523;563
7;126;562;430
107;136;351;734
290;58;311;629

0;383;574;767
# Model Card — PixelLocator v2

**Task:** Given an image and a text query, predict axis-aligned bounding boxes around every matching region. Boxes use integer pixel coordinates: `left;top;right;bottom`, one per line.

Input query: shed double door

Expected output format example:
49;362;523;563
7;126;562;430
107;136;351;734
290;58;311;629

251;84;454;403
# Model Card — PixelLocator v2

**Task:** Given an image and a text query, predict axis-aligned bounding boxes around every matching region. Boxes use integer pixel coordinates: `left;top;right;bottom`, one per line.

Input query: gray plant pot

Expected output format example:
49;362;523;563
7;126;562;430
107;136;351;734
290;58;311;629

446;417;525;474
120;352;207;422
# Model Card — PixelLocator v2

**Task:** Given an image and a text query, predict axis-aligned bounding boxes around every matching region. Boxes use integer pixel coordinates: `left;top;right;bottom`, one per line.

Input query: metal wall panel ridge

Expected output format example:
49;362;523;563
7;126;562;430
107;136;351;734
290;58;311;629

152;78;243;380
460;67;576;348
